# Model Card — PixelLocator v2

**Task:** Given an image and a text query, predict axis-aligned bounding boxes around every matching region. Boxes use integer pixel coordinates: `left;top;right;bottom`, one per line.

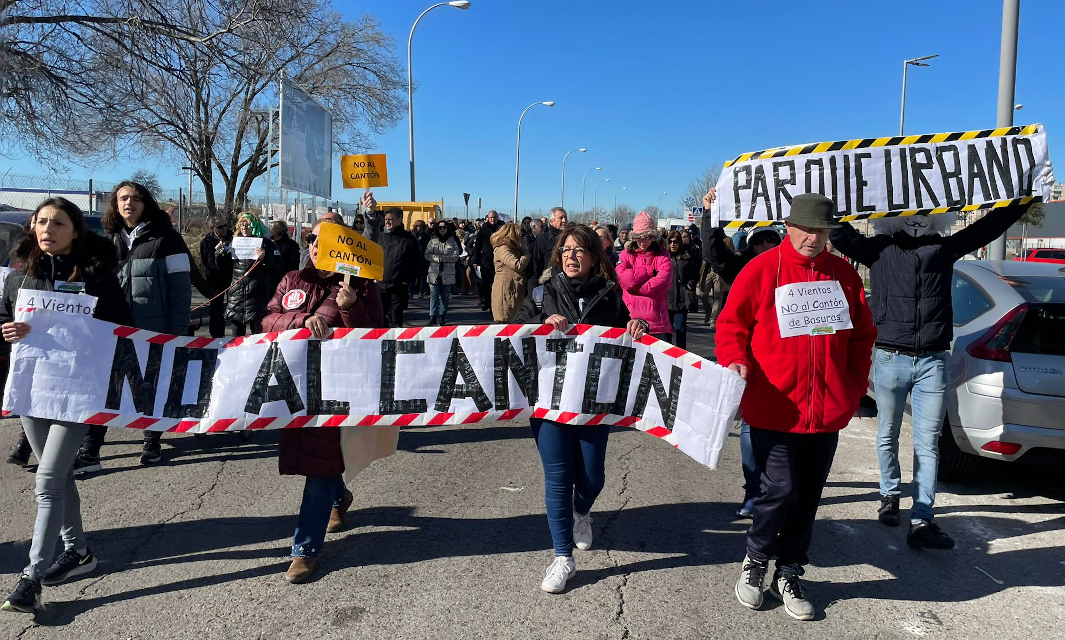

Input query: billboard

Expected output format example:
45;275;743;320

279;80;333;200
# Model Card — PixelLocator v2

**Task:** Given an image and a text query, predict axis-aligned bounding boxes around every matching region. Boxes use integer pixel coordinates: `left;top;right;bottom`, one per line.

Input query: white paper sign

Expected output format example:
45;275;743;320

231;237;263;260
775;280;852;338
0;267;13;292
15;287;98;321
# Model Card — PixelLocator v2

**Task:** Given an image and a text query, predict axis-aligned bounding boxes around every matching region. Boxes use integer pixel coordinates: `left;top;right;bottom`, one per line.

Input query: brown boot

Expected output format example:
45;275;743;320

326;489;354;533
284;557;316;584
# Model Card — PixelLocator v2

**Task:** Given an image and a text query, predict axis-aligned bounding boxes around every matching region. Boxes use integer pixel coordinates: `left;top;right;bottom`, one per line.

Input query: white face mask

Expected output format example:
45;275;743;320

902;216;934;237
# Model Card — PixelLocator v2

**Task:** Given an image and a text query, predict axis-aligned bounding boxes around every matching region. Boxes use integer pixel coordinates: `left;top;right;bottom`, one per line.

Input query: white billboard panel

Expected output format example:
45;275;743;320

279;80;333;199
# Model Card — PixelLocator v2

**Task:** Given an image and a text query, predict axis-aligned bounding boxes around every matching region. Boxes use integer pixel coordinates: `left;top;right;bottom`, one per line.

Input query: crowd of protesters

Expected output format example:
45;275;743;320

4;179;1034;621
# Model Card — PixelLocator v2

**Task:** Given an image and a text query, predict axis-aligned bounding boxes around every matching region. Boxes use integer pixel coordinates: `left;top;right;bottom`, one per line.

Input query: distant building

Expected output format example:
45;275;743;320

1007;201;1065;252
1051;182;1064;202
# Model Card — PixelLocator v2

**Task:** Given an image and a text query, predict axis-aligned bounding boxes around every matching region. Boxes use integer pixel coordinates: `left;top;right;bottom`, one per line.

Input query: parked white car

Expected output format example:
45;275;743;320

936;260;1065;479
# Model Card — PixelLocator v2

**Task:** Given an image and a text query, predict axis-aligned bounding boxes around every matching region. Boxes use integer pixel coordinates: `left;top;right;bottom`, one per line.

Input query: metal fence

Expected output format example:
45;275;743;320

0;172;360;217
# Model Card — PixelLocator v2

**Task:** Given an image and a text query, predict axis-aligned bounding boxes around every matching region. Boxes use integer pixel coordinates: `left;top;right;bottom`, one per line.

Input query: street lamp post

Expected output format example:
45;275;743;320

408;1;471;201
581;167;602;214
560;148;586;209
514;100;555;216
613;186;627;224
990;0;1020;261
899;54;938;136
593;178;610;216
658;191;667;213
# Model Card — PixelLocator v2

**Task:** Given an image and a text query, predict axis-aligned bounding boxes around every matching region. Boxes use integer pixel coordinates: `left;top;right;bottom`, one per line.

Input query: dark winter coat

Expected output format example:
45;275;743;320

263;267;384;477
108;219;192;334
475;221;504;268
0;233;134;328
199;231;234;291
830;204;1026;352
273;235;301;274
513;268;631;329
666;250;700;313
378;227;420;295
531;224;561;276
225;237;285;325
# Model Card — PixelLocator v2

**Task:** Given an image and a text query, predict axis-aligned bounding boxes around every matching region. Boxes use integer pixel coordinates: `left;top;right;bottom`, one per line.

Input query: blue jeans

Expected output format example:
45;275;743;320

669;311;688;349
740;421;760;502
429;282;451;317
530;418;610;557
292;476;347;558
873;349;948;524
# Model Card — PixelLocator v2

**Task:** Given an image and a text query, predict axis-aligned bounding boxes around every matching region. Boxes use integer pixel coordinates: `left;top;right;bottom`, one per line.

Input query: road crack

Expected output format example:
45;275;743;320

599;451;637;640
72;458;229;602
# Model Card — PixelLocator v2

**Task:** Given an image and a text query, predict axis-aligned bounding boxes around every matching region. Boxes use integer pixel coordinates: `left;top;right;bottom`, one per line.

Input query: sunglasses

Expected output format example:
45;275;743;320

212;225;226;229
306;233;318;244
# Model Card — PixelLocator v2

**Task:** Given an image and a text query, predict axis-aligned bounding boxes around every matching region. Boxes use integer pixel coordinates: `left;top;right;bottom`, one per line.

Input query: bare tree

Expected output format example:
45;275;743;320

642;205;661;218
2;0;405;217
612;204;635;227
681;165;721;212
130;169;162;198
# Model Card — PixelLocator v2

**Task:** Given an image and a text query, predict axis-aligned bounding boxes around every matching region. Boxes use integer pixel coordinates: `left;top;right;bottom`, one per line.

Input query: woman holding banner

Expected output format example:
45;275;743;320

1;198;132;615
513;224;649;594
261;219;389;585
226;212;283;337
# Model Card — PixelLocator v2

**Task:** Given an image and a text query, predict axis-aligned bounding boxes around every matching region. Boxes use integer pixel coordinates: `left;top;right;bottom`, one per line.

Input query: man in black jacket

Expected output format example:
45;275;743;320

473;210;503;312
531;207;568;276
200;217;233;338
375;207;420;327
830;204;1030;550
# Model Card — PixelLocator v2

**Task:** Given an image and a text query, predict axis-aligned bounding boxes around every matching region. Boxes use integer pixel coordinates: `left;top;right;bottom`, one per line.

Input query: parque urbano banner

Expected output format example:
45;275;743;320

712;123;1052;230
2;304;746;468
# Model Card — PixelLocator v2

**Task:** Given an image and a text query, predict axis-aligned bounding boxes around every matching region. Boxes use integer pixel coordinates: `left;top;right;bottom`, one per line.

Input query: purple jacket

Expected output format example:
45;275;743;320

616;245;672;335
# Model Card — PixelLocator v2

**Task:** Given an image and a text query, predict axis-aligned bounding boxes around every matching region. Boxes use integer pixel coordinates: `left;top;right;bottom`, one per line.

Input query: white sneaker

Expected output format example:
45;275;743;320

540;555;576;593
573;510;593;551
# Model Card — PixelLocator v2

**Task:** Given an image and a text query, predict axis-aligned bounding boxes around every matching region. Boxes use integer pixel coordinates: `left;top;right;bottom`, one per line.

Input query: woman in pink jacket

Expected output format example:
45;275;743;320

616;211;673;340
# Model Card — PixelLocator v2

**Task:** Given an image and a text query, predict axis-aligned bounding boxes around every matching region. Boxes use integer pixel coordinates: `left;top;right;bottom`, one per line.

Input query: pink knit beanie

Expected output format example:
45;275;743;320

629;211;658;240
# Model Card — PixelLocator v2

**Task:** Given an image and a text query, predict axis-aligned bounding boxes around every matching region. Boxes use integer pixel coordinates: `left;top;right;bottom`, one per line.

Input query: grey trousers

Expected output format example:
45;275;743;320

20;416;90;581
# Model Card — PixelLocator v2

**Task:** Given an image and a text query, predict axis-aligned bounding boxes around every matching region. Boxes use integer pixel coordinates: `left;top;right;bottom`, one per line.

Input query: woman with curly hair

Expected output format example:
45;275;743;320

225;212;284;337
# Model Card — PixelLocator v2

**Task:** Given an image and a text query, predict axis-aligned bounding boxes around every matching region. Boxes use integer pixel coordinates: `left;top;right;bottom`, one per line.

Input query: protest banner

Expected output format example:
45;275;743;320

2;312;745;468
15;288;98;321
314;221;385;281
712;124;1052;230
231;237;263;260
341;154;388;189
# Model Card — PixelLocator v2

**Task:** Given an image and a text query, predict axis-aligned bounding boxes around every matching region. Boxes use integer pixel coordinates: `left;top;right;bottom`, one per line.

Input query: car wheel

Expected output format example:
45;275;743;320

937;419;975;482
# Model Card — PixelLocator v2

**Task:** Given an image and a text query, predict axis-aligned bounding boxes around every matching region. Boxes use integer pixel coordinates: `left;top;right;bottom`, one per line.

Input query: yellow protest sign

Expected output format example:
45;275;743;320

341;154;388;189
314;222;385;281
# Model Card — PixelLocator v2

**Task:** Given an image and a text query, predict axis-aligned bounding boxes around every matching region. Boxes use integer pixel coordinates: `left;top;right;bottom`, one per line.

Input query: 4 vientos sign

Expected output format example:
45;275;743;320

3;311;745;468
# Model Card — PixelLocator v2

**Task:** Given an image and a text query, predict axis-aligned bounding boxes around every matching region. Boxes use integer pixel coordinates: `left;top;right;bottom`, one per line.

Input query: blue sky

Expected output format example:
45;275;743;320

4;0;1062;218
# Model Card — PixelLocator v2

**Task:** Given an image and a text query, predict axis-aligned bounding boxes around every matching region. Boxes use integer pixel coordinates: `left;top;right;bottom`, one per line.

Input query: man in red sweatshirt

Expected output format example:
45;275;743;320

715;193;876;621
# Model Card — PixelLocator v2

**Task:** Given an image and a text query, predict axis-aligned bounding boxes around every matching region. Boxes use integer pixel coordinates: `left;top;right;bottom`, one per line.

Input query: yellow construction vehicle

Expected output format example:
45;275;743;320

374;200;443;228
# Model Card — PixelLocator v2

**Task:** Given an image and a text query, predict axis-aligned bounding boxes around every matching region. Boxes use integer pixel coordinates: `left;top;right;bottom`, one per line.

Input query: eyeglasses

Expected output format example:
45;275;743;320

354;220;365;225
306;233;318;244
212;225;226;230
668;239;680;244
558;247;587;258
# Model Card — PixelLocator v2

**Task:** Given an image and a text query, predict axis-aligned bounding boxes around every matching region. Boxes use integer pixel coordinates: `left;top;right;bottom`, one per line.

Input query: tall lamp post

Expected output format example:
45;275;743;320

560;148;586;209
593;178;610;216
990;0;1020;261
408;1;471;201
658;191;667;213
613;186;627;225
581;167;602;215
899;54;938;136
514;100;555;216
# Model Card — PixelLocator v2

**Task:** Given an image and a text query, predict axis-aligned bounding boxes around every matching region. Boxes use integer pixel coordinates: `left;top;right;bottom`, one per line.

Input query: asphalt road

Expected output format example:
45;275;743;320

2;292;1064;639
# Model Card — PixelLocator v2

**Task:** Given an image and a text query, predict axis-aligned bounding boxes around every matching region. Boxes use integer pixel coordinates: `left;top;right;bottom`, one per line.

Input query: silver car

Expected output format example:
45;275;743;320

938;260;1065;479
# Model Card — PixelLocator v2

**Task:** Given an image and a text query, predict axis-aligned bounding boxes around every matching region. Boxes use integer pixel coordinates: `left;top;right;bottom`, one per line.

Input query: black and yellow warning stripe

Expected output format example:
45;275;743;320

720;195;1040;231
722;124;1040;169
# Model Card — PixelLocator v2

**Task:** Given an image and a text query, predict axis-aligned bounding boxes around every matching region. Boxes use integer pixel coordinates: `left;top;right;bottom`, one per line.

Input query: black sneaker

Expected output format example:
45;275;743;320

6;440;30;466
1;576;42;614
140;441;162;465
73;450;102;476
877;495;900;527
907;520;955;549
41;548;98;586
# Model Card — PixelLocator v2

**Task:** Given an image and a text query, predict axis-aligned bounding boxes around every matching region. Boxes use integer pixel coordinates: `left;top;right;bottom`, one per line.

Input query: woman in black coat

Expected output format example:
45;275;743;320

512;224;648;595
0;198;131;615
225;212;284;336
665;230;700;349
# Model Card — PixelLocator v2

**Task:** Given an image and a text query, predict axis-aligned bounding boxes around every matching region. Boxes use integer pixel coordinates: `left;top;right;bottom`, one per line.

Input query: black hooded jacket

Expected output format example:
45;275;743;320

830;204;1027;351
